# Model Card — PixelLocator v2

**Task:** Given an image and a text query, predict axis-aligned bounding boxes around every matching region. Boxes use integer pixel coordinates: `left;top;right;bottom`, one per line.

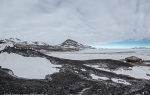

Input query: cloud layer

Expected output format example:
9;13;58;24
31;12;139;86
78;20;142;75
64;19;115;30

0;0;150;45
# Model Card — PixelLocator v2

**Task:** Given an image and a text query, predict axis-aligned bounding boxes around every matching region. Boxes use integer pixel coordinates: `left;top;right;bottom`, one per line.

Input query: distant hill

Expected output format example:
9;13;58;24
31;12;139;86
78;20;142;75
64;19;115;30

60;39;95;50
132;47;150;49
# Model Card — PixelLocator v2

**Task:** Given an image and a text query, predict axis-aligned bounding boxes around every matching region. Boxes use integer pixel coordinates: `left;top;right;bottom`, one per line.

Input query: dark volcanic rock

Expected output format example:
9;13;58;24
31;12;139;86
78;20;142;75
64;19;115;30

61;39;83;47
1;67;150;95
0;47;150;95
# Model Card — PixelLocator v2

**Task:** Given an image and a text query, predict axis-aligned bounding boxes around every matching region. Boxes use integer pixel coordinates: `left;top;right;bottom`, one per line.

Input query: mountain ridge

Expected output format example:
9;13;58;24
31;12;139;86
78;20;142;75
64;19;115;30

0;38;95;52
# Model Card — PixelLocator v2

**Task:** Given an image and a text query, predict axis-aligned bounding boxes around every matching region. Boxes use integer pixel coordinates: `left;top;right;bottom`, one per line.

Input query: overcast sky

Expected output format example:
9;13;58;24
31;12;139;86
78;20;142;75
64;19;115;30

0;0;150;46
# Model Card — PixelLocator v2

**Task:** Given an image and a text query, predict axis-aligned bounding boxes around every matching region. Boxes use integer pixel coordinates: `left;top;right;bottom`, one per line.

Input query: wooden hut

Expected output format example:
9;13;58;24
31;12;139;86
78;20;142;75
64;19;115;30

125;56;142;62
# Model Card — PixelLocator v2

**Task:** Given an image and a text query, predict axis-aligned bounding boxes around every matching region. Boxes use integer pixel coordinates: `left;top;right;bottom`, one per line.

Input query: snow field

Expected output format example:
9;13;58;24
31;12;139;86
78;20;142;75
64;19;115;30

45;49;150;60
0;52;61;79
86;64;150;80
90;73;131;85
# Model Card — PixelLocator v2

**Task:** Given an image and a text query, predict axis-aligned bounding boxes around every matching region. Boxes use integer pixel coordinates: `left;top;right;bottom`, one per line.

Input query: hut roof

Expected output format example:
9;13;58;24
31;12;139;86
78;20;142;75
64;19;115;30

125;56;142;61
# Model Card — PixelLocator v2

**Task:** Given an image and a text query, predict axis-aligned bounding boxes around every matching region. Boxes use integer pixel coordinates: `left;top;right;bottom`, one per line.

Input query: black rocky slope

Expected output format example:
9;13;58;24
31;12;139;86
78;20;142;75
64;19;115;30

0;47;150;95
61;39;83;47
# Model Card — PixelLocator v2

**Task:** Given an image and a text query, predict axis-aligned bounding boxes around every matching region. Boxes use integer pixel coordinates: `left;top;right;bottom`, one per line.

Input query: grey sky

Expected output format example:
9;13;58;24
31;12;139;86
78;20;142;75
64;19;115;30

0;0;150;45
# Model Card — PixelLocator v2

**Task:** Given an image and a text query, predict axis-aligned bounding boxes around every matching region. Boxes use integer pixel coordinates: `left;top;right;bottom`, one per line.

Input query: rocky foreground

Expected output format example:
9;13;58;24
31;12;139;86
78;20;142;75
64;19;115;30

0;46;150;95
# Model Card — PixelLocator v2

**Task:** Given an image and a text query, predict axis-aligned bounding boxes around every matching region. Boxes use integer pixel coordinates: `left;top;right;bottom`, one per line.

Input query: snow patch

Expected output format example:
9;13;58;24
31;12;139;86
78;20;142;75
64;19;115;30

45;49;150;60
0;52;61;79
8;70;14;75
114;66;150;80
111;78;131;85
0;43;14;51
90;74;131;85
90;74;109;80
86;64;150;80
81;68;86;71
85;64;111;72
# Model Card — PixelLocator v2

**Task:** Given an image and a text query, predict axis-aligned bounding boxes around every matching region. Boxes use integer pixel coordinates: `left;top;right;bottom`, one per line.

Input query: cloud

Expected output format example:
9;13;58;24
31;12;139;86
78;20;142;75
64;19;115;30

0;0;150;45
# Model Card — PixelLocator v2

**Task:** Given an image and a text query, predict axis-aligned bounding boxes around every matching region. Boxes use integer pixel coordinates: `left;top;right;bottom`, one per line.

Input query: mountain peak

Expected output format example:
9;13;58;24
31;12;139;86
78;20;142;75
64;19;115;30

64;39;78;44
60;39;95;50
61;39;83;47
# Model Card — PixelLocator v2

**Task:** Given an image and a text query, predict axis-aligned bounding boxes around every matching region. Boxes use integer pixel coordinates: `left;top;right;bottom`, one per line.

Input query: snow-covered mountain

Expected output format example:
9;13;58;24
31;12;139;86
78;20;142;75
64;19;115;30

0;38;51;52
0;38;95;52
0;38;49;46
60;39;95;50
